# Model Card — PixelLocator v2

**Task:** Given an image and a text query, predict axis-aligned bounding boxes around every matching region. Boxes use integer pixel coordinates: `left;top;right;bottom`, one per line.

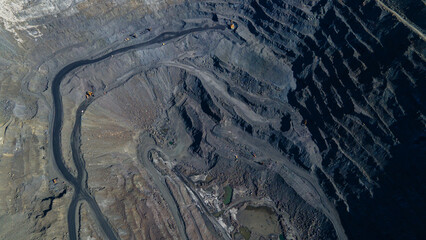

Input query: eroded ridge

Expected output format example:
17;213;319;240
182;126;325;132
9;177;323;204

0;0;424;239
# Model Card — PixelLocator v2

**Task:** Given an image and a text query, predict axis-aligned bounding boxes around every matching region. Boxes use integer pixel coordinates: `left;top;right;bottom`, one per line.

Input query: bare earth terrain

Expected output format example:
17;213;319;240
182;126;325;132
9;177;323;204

0;0;424;240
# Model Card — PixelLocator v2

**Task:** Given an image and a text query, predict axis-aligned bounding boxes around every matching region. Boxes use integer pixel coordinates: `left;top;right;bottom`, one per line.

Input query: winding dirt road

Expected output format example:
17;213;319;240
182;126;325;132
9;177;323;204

50;24;226;240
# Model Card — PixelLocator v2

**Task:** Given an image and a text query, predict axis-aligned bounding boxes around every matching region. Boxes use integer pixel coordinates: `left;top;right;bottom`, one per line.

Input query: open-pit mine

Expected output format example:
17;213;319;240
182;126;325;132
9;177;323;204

0;0;424;239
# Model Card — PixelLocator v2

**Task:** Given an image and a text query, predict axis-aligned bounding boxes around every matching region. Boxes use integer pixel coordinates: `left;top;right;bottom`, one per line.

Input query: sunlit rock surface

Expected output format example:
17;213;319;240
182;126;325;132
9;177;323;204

0;0;424;239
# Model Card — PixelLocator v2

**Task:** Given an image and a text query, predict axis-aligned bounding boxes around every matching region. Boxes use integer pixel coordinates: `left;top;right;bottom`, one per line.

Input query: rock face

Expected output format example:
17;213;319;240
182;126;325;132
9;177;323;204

0;0;425;240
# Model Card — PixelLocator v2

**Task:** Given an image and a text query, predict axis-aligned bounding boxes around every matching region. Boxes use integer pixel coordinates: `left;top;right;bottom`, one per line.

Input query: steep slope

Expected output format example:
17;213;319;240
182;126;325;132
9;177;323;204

0;0;424;239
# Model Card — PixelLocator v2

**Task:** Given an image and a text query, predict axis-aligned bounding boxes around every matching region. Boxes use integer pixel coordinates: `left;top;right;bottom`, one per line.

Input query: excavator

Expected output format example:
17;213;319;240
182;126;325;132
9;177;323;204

85;91;94;99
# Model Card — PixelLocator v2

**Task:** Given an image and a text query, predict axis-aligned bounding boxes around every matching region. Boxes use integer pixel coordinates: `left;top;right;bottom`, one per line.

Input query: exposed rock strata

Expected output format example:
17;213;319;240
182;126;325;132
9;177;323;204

0;0;424;239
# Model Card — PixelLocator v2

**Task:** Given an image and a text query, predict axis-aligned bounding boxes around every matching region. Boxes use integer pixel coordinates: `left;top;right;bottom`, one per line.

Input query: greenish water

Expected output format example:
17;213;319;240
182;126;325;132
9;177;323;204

223;185;233;205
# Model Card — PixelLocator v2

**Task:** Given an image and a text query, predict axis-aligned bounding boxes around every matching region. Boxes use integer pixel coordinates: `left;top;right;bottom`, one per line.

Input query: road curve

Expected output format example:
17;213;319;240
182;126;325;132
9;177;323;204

50;24;226;240
137;135;232;240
